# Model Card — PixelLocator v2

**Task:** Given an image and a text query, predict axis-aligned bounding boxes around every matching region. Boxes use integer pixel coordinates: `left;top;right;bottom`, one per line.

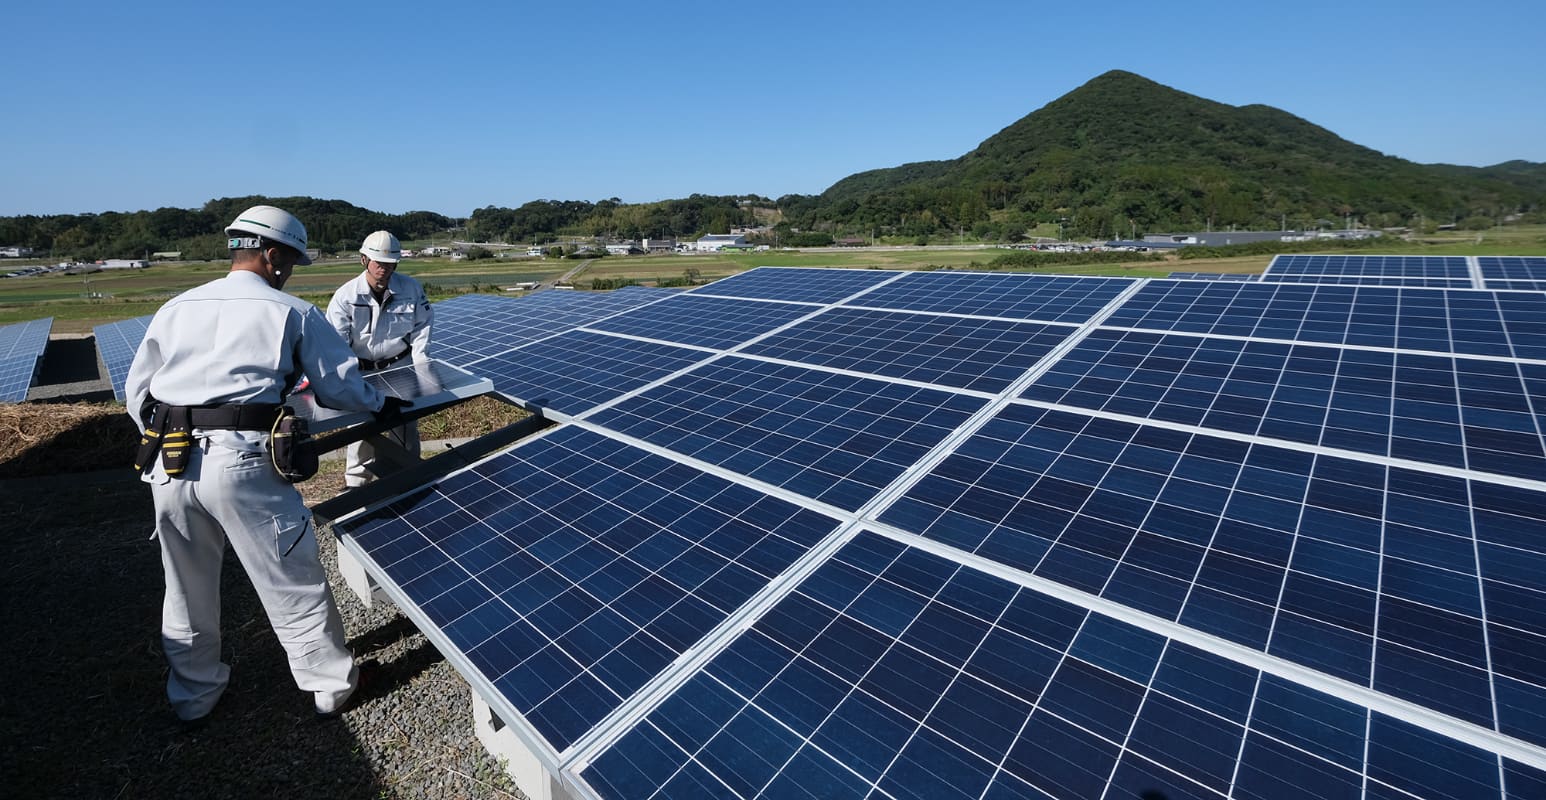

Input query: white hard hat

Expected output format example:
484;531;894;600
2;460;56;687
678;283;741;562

359;230;402;264
226;205;311;265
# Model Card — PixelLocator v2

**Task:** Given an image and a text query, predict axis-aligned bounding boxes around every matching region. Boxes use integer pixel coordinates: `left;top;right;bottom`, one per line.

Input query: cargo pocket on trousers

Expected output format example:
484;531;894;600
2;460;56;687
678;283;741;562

273;513;314;559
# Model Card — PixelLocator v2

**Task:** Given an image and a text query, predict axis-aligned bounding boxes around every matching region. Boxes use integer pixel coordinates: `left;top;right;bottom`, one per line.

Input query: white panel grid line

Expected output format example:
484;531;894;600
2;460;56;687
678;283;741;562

1469;256;1488;291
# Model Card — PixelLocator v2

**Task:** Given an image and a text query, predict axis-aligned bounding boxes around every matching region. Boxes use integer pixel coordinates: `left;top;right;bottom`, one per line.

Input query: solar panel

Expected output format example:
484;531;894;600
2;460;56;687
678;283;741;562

1168;271;1258;281
586;356;987;511
1020;327;1546;481
1262;254;1475;288
1479;256;1546;291
433;289;675;368
740;306;1079;393
583;531;1538;800
340;424;844;752
93;315;156;401
879;404;1546;746
691;266;899;304
468;329;716;417
1107;280;1546;360
586;294;815;350
840;270;1133;322
0;317;53;402
289;359;494;434
323;266;1546;800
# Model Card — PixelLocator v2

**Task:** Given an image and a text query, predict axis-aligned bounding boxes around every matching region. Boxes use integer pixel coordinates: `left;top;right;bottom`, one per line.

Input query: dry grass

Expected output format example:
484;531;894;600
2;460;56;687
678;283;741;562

414;395;529;440
0;401;141;479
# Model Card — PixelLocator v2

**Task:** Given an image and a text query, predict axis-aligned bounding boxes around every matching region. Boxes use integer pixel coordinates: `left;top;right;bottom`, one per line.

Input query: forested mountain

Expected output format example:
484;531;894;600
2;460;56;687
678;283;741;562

804;70;1546;239
0;197;454;262
5;71;1543;257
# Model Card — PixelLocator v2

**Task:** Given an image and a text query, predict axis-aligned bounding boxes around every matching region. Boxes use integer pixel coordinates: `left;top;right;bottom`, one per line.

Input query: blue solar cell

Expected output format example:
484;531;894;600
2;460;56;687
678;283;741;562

1367;714;1503;800
93;315;155;401
741;306;1076;393
843;270;1133;322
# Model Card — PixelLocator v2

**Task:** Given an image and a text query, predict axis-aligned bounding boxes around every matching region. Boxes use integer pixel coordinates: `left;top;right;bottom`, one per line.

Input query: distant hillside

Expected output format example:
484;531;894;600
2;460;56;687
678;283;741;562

0;197;456;262
812;71;1544;238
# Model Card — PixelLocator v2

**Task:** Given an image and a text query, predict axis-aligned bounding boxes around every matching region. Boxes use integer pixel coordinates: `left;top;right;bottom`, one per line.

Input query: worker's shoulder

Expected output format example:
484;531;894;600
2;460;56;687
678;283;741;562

171;275;314;314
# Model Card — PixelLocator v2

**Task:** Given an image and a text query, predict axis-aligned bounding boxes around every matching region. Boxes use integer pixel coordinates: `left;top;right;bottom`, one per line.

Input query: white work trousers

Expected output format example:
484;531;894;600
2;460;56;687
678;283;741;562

344;422;420;488
151;437;357;719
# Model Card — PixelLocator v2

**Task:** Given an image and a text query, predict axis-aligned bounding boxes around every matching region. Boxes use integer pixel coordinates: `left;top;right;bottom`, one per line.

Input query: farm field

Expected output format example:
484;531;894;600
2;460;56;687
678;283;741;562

4;226;1543;333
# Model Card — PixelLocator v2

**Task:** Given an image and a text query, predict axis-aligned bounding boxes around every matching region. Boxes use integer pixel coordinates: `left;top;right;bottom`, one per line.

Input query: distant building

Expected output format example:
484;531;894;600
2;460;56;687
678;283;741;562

1142;231;1306;247
1;246;36;258
641;238;676;253
835;237;867;247
605;241;641;256
100;259;149;269
695;234;747;252
150;251;182;260
526;246;545;257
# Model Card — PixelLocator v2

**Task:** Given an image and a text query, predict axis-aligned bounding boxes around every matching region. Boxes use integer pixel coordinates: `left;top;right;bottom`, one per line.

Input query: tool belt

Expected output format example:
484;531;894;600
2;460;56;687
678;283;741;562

134;402;313;481
358;348;410;372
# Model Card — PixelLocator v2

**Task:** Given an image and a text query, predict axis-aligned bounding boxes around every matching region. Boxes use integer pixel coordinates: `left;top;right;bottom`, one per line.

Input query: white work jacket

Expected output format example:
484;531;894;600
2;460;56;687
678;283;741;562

325;271;432;364
125;271;384;448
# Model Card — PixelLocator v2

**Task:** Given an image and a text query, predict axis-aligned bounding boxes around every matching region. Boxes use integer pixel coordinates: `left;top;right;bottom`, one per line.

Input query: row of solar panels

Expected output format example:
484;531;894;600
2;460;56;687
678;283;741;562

325;266;1546;799
75;253;1546;405
0;317;54;402
1170;254;1546;291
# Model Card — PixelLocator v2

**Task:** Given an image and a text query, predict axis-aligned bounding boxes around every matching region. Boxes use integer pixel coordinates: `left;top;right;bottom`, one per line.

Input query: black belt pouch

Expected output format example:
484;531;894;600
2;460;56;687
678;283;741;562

269;406;318;483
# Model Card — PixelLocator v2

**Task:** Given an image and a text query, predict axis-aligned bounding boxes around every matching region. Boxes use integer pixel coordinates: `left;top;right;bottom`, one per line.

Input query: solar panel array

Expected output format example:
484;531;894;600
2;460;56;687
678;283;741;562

338;266;1546;800
1479;256;1546;292
93;314;153;402
1168;272;1258;281
0;316;52;402
1262;255;1475;288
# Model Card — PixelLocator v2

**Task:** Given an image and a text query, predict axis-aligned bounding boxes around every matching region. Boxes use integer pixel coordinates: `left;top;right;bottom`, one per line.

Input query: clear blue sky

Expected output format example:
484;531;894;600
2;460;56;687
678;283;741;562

4;0;1543;218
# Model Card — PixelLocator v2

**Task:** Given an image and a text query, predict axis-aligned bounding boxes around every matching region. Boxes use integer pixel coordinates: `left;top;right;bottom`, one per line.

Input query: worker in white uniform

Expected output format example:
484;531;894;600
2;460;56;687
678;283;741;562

126;205;404;725
326;230;433;488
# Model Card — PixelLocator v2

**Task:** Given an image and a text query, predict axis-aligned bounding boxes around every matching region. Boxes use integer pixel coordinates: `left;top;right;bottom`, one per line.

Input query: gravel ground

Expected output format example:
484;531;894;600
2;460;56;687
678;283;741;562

2;458;526;800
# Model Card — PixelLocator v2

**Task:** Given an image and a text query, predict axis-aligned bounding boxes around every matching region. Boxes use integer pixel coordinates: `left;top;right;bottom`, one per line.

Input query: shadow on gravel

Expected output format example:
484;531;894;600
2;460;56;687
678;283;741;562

0;473;393;800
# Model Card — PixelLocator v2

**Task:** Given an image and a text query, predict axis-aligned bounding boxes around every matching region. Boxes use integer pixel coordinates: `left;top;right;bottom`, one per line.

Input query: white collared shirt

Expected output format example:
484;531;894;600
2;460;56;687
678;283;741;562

126;271;384;440
326;270;432;363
